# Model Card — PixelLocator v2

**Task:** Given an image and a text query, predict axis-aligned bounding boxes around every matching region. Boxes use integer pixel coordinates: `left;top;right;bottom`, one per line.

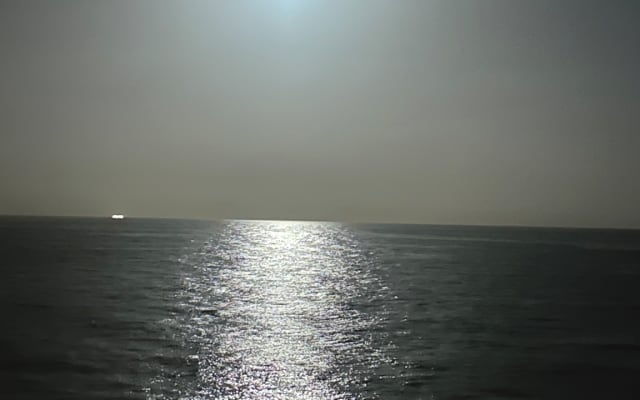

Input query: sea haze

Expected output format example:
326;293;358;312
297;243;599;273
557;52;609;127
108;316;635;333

1;217;640;399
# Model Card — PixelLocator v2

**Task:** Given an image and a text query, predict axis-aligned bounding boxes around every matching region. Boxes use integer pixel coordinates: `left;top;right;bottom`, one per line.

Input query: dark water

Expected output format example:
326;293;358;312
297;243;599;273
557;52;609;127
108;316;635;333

1;217;640;399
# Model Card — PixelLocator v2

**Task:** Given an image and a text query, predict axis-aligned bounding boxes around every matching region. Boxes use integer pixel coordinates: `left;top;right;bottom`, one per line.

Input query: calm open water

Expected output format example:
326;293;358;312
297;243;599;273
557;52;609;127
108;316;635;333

1;217;640;399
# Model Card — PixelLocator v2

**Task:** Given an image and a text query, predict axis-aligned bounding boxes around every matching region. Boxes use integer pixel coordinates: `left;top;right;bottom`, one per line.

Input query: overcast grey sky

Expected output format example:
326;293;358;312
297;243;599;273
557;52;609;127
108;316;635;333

1;0;639;227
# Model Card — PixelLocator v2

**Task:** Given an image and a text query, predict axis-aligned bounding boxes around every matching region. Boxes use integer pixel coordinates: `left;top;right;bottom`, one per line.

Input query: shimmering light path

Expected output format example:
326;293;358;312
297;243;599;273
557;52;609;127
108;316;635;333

174;221;394;399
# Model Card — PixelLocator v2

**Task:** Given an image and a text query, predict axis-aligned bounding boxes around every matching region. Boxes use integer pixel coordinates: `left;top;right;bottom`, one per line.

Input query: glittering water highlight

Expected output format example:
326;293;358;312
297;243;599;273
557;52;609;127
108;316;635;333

172;220;397;399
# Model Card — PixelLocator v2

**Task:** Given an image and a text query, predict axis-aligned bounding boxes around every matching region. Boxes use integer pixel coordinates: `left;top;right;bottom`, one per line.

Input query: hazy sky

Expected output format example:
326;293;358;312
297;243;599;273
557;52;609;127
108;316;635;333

1;0;639;227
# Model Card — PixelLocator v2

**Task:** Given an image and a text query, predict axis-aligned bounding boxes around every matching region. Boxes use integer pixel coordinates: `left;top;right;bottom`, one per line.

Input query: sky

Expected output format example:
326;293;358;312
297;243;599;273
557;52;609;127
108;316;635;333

1;0;639;227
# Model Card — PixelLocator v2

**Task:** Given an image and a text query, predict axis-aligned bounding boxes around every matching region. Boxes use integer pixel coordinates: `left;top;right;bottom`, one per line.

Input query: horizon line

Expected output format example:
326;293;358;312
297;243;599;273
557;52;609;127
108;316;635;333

1;213;639;232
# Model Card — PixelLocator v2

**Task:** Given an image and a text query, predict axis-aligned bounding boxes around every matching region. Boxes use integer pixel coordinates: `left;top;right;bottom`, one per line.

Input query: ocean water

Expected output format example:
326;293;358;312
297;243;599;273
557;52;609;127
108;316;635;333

1;217;640;399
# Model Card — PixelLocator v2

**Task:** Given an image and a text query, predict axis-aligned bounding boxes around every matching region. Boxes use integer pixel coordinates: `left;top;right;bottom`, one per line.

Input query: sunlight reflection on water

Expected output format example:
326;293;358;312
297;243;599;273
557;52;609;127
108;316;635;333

173;220;392;399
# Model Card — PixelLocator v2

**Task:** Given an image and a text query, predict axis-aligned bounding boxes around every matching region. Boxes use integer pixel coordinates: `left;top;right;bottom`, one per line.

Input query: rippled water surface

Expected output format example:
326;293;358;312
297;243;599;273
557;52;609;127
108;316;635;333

2;217;640;399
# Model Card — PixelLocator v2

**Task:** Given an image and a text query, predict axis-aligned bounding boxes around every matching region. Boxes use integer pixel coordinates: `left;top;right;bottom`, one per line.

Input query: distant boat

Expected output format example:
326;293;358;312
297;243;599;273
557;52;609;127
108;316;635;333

111;214;125;220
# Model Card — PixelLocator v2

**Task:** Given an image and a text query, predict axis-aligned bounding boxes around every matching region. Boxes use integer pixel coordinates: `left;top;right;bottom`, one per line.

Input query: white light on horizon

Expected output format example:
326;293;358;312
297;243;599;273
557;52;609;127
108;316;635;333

111;214;125;220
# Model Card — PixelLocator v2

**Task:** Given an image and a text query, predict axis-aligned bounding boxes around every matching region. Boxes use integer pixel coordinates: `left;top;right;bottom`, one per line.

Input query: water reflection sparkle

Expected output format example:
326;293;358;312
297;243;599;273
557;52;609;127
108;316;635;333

177;221;390;399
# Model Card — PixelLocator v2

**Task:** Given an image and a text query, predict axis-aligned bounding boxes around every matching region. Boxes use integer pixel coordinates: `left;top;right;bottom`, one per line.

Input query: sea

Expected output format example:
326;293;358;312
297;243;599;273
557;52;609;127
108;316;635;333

1;216;640;399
